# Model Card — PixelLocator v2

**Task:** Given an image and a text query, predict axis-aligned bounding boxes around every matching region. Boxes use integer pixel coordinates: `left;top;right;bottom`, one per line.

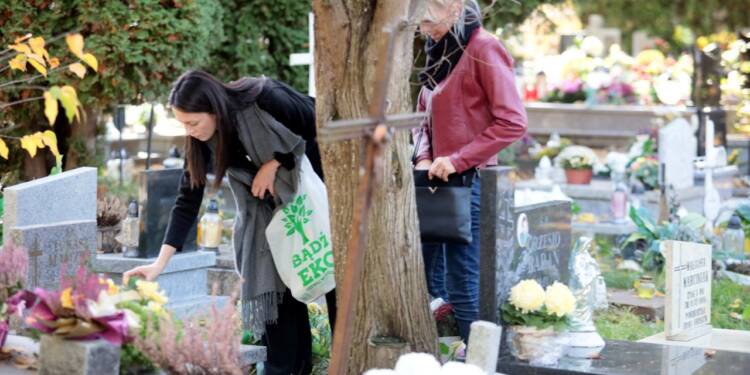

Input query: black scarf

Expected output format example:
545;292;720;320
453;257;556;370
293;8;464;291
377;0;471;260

418;4;482;90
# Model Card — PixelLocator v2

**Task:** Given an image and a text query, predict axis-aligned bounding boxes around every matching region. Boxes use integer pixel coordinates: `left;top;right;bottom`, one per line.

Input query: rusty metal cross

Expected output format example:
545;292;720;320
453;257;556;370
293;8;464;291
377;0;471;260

319;29;425;375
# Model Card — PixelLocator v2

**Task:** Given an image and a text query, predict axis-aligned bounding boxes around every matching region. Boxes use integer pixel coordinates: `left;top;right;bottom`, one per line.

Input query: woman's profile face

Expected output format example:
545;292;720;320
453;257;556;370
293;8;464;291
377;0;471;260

173;108;217;142
420;1;460;41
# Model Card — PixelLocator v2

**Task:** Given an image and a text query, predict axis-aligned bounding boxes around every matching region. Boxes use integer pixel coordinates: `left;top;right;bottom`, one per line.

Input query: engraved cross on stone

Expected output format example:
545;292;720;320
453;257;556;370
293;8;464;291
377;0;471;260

320;29;426;375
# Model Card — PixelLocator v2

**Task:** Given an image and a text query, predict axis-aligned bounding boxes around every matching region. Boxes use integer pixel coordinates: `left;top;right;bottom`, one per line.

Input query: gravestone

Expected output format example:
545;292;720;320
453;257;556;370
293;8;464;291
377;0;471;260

632;31;657;55
138;168;198;258
2;168;97;290
663;240;712;341
585;15;621;52
658;118;696;190
479;167;573;323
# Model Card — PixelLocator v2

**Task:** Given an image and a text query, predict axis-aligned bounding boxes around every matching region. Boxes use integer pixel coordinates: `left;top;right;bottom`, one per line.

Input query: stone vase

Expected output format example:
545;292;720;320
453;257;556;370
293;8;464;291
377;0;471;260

39;335;121;375
507;325;567;365
565;168;593;185
97;224;121;253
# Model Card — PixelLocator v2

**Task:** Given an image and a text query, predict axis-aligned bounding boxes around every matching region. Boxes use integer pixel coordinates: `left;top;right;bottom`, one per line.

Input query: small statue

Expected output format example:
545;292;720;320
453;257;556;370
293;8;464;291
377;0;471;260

566;237;606;358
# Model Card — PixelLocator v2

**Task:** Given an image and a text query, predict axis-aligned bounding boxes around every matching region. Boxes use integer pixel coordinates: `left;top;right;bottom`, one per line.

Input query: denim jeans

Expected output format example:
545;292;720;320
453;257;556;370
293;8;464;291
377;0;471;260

422;175;481;341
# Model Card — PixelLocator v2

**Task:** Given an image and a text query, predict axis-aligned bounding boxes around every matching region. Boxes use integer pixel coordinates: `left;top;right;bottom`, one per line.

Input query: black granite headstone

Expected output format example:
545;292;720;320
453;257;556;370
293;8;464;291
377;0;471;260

480;167;573;323
497;339;750;375
138;169;198;258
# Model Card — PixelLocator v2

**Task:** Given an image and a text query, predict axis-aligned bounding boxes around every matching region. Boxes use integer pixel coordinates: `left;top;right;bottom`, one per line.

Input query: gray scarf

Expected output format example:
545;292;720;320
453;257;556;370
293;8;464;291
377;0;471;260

208;104;305;335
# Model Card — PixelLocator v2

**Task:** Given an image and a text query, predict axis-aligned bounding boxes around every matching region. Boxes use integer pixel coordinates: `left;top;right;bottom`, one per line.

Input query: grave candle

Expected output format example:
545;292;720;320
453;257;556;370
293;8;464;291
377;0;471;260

198;199;222;251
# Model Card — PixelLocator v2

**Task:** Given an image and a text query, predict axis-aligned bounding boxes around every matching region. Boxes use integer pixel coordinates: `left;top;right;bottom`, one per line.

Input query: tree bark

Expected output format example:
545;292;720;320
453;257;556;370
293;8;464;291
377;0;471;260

312;0;437;373
64;106;99;169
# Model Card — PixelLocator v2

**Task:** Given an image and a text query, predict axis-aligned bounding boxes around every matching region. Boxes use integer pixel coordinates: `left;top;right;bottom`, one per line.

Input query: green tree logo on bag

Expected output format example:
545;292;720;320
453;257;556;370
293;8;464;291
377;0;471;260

283;194;335;287
282;194;312;244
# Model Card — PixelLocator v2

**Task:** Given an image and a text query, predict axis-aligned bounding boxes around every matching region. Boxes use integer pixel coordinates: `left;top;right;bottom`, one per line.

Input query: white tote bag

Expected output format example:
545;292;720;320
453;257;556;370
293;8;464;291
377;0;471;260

266;157;335;303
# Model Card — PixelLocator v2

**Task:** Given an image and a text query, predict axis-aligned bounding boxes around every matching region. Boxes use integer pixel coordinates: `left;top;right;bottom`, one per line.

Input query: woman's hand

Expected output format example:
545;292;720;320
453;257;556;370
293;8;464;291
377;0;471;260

415;159;433;170
251;159;281;198
428;157;456;181
123;262;165;283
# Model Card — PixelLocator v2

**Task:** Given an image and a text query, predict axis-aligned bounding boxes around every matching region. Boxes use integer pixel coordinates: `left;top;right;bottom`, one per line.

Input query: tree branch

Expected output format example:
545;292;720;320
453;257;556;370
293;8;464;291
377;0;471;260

0;62;78;90
0;96;44;110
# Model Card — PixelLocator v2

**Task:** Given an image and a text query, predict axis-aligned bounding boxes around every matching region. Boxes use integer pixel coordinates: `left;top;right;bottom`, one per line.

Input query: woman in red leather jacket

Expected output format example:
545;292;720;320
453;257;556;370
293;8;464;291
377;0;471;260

413;0;527;341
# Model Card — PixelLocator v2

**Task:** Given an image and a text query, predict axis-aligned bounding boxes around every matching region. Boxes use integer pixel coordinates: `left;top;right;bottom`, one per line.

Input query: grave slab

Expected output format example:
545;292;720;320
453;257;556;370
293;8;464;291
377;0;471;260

93;251;225;318
639;328;750;355
608;289;665;321
497;339;750;375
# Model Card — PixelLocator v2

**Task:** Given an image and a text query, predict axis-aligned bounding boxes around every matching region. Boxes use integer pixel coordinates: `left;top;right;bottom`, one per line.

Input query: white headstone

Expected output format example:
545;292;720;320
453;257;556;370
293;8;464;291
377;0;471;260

703;119;721;223
663;240;712;341
585;15;621;52
465;321;502;373
289;12;315;97
658;118;696;190
632;31;657;55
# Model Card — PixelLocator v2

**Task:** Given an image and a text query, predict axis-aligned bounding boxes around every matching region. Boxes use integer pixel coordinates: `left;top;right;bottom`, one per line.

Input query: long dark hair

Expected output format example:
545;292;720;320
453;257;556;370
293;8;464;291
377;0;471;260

168;69;266;189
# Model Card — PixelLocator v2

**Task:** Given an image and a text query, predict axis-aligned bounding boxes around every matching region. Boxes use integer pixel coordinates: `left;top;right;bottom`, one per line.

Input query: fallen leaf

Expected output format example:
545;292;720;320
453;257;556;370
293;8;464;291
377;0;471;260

730;312;743;320
704;350;716;358
589;353;602;360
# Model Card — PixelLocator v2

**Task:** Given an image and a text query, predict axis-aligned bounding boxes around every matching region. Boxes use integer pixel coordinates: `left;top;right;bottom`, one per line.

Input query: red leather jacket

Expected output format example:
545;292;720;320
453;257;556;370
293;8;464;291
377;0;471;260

413;28;527;173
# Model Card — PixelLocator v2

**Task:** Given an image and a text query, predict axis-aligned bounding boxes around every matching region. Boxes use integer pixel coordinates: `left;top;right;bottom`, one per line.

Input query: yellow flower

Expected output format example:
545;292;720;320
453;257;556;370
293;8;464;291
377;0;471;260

136;280;168;305
147;301;165;316
544;282;576;317
60;287;74;309
509;279;545;313
104;278;119;295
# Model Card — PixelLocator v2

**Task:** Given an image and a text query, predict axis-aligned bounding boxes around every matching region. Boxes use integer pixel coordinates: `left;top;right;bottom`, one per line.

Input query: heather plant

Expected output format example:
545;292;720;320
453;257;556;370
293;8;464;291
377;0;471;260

0;242;29;347
134;296;243;375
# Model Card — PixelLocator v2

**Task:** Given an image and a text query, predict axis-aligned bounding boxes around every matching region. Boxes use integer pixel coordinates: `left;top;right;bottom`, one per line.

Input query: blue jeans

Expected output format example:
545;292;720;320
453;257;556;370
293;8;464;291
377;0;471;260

422;175;481;341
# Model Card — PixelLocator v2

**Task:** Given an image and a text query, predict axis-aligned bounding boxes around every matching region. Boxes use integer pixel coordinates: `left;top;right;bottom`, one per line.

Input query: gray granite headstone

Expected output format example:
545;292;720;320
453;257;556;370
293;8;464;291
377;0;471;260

138;168;198;258
480;167;573;324
3;168;97;290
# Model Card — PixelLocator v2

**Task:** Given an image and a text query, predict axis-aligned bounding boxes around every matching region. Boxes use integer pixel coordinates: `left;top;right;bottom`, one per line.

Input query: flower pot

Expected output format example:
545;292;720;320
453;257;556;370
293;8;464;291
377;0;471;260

0;319;8;349
40;335;121;375
97;224;121;253
565;168;593;185
507;325;568;366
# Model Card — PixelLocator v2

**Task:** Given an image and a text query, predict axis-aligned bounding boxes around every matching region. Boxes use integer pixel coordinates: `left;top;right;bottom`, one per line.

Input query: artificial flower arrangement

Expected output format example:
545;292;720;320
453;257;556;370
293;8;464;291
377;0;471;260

501;279;576;364
8;265;168;345
527;34;693;106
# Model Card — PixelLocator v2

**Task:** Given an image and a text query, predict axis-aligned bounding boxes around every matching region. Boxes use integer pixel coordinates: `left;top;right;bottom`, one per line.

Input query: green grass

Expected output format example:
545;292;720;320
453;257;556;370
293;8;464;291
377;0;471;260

712;279;750;331
594;307;664;341
602;269;641;290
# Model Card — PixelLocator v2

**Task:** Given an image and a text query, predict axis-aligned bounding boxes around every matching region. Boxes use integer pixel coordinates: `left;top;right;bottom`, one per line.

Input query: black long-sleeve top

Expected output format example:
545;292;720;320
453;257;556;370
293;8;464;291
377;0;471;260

163;79;322;250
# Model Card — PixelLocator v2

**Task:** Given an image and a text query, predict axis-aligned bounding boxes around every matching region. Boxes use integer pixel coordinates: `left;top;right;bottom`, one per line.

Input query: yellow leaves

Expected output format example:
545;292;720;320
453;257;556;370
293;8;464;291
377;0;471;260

68;62;86;79
81;53;98;71
44;85;82;125
20;135;38;158
17;131;60;159
27;57;47;77
8;54;27;72
41;130;60;158
43;91;58;125
0;139;8;160
14;33;31;44
48;57;60;69
28;37;48;61
65;33;84;58
8;43;32;55
59;85;81;122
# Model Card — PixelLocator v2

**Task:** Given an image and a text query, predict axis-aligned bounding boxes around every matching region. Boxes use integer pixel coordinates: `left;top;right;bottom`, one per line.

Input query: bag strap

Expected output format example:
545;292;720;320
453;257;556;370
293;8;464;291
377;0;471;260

411;128;424;164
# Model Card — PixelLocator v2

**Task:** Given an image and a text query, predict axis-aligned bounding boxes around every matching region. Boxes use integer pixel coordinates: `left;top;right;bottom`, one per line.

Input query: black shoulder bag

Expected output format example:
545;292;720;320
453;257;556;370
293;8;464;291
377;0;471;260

412;129;475;245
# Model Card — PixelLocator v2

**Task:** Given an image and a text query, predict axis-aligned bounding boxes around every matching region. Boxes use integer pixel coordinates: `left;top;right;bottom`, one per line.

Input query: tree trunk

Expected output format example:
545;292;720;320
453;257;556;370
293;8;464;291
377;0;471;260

64;106;100;169
312;1;437;373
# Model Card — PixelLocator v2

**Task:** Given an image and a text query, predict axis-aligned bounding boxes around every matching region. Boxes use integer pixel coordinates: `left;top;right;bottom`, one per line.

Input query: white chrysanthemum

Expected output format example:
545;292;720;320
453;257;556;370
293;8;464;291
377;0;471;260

581;36;605;57
394;353;441;375
440;362;485;375
363;370;398;375
509;279;545;313
544;282;577;317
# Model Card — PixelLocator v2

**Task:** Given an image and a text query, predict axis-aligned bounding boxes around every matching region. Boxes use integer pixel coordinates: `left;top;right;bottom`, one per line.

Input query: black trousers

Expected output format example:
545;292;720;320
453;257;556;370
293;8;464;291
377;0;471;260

262;289;337;375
